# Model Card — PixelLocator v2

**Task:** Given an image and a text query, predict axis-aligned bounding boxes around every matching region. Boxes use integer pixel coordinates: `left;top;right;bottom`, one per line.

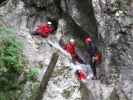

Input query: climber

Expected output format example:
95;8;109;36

71;62;94;81
32;18;57;37
64;38;84;63
64;38;76;56
32;21;55;37
84;36;102;79
84;36;97;57
59;37;84;63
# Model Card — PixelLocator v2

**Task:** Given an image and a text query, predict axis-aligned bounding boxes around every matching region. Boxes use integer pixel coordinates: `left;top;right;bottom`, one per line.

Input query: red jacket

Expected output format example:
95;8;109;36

78;70;87;81
36;23;55;37
64;42;76;57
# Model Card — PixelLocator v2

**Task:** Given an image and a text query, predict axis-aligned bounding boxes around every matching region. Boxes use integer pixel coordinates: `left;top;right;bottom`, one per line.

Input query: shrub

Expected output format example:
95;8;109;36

0;27;26;99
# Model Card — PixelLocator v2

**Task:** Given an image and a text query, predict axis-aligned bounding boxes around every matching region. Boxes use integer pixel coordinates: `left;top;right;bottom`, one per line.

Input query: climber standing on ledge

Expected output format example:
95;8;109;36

59;35;84;64
84;36;102;80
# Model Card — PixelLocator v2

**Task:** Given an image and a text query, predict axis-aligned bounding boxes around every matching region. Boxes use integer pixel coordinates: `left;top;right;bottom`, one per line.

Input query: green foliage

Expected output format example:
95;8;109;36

27;68;40;81
0;91;22;100
0;27;26;99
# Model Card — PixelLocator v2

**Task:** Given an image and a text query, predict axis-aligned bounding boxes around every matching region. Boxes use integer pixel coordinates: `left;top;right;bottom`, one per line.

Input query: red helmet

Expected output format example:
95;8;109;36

84;36;92;44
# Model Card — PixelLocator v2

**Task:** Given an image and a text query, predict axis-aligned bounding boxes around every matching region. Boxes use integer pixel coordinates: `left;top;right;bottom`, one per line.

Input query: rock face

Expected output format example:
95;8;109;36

43;65;81;100
0;0;133;100
92;0;133;100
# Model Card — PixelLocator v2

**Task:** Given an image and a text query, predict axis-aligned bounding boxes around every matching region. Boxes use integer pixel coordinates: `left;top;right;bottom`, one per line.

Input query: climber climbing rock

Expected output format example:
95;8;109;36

84;36;102;79
59;37;84;63
32;18;57;37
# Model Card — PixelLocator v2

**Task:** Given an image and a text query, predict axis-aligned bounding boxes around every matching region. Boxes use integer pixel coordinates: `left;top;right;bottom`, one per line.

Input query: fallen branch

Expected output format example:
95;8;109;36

34;52;59;100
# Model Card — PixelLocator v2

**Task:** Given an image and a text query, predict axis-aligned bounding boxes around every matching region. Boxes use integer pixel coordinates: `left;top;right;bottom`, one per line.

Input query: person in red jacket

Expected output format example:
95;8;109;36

64;39;76;57
32;21;55;38
59;38;84;63
65;39;84;63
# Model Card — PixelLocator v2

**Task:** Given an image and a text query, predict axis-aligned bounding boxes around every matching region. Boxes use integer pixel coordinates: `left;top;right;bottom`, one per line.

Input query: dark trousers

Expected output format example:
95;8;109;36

90;57;97;77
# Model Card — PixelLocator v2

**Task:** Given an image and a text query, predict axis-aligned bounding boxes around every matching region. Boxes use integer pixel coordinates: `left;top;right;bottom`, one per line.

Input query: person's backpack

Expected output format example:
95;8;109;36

95;52;102;64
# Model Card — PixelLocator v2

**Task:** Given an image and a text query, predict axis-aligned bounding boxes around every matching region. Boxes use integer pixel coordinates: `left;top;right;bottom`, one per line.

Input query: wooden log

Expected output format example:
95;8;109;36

34;52;59;100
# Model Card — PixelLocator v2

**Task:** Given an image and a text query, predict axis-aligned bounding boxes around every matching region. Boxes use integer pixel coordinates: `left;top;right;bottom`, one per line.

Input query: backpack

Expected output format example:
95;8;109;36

95;52;102;64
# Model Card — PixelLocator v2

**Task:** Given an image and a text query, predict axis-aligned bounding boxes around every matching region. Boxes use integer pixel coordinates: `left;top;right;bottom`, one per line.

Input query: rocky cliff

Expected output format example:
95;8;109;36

0;0;133;100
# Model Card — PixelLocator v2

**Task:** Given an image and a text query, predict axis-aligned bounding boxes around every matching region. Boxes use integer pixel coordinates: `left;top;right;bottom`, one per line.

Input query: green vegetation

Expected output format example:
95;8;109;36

0;27;26;100
27;67;40;81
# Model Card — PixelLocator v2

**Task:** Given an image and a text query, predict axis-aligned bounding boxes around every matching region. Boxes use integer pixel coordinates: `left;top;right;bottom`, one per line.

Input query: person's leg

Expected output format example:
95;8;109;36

92;61;96;77
90;58;97;79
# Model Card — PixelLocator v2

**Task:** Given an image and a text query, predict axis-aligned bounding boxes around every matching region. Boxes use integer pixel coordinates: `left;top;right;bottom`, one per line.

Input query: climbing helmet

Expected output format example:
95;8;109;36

84;36;92;44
